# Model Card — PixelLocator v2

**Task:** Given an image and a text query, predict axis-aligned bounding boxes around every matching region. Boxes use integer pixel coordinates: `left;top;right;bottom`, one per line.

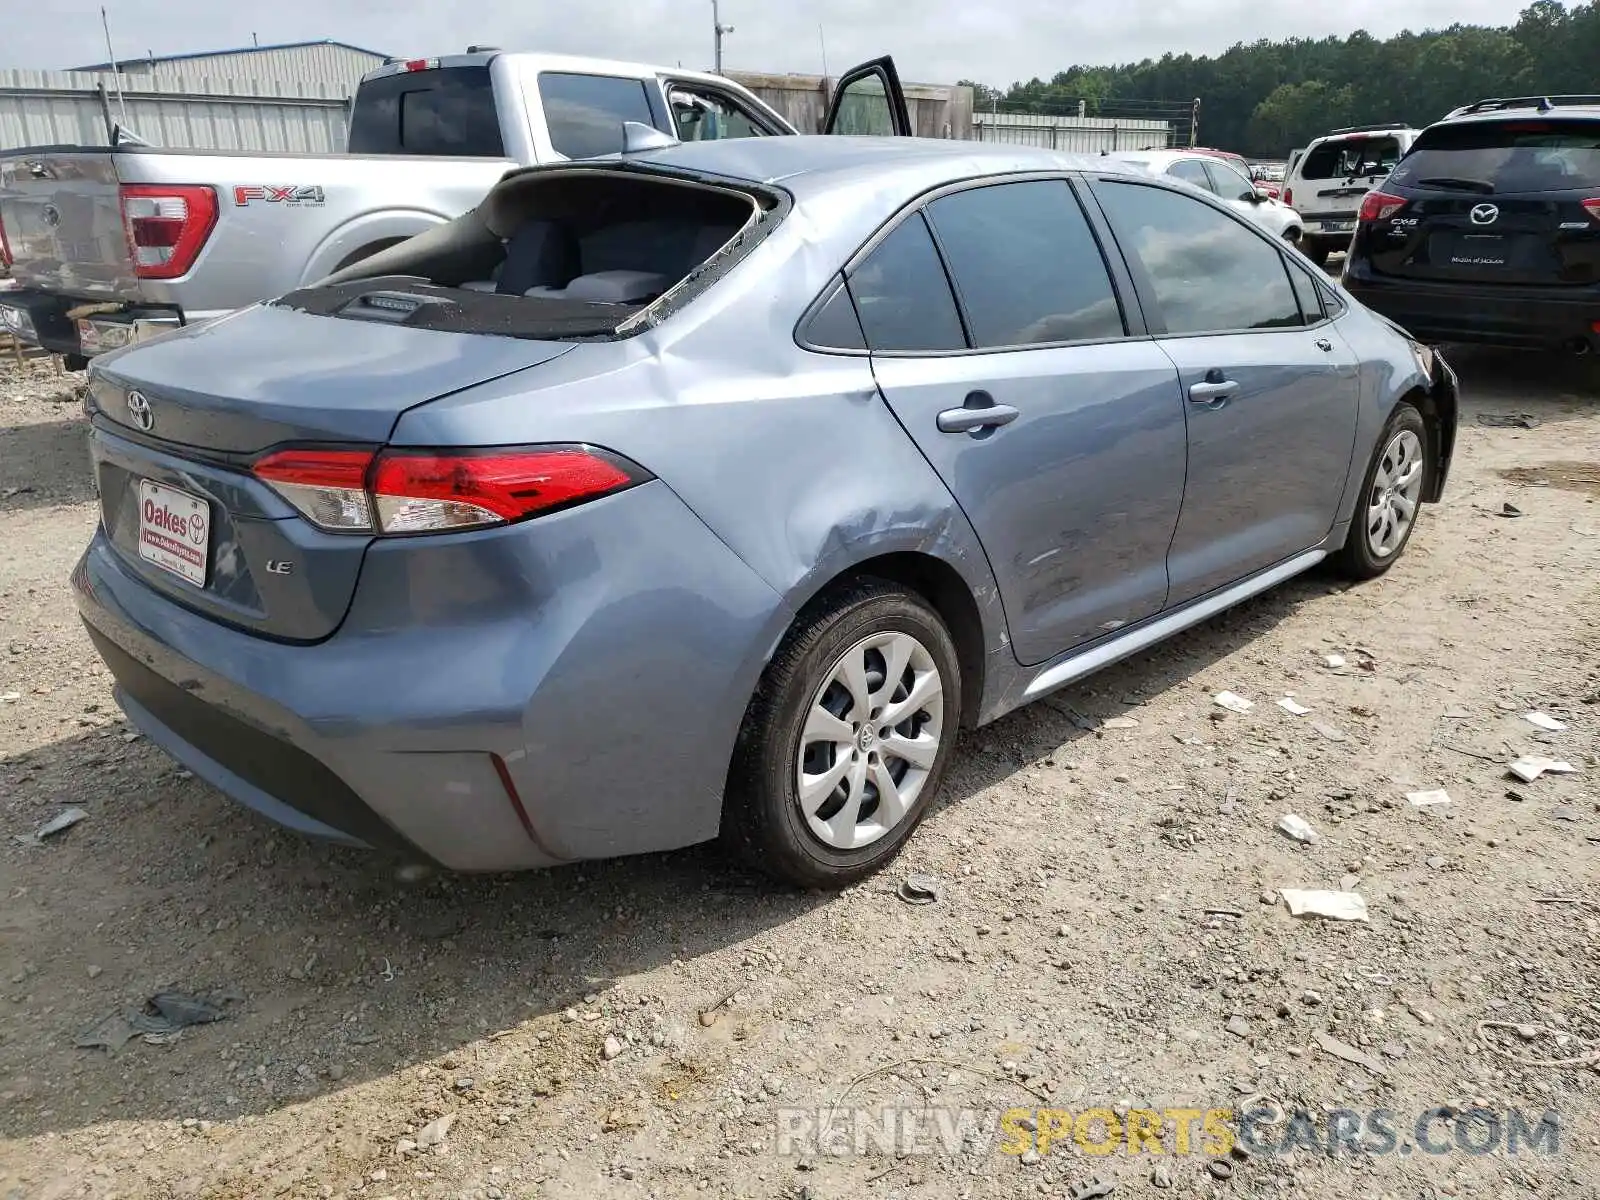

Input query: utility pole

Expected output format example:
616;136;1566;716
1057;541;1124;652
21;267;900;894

1190;97;1201;147
712;0;733;73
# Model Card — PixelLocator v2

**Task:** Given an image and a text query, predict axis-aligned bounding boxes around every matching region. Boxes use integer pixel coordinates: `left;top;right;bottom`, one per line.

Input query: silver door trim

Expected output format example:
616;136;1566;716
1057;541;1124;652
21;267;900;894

1021;549;1327;700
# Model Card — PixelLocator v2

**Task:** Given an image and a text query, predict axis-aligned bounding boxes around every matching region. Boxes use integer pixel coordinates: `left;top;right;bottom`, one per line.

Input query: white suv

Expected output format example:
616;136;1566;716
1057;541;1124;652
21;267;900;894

1283;124;1423;264
1109;150;1305;243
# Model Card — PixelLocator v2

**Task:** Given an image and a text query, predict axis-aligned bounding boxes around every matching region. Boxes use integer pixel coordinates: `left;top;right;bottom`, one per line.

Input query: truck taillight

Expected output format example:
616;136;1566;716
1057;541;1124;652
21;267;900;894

119;184;217;279
253;445;648;534
1358;191;1407;223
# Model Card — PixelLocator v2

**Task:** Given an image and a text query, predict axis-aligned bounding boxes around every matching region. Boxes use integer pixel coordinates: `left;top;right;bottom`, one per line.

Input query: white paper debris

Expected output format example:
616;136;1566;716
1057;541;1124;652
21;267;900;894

1277;697;1312;716
1523;711;1567;733
1310;721;1349;742
1406;789;1452;808
1214;691;1253;714
1507;756;1579;784
1280;889;1369;921
1277;814;1319;844
1324;654;1347;669
1100;715;1141;730
12;807;89;846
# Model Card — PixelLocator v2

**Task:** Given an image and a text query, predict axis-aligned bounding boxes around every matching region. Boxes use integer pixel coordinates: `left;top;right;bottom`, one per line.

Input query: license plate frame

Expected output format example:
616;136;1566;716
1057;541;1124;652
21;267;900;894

136;479;210;588
1319;219;1355;233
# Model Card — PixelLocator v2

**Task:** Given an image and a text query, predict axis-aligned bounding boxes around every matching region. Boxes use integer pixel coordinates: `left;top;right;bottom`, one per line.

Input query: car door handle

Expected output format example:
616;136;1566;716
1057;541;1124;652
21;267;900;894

937;392;1020;435
1187;378;1240;407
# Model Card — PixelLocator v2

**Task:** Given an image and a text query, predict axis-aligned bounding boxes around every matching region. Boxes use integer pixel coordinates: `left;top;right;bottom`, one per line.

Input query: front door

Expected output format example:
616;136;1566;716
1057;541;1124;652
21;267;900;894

822;57;912;136
1088;175;1362;604
846;178;1188;664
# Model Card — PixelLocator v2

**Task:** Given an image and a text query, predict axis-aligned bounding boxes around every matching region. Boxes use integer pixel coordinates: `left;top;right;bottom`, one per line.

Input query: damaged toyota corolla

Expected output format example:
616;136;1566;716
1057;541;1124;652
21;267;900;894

72;134;1457;888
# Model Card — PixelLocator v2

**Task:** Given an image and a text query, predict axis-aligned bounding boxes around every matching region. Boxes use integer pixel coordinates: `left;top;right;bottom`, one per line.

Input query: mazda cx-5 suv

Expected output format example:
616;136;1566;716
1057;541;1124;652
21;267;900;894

1343;96;1600;352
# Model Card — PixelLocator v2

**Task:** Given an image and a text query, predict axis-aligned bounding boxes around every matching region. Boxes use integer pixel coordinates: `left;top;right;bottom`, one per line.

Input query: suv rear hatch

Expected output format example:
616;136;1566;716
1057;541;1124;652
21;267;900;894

1361;118;1600;286
0;150;140;298
1291;132;1408;230
87;305;575;642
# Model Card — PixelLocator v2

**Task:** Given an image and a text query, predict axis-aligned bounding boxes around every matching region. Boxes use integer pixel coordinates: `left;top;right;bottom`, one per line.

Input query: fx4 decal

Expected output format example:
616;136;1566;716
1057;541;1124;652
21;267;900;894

234;185;326;207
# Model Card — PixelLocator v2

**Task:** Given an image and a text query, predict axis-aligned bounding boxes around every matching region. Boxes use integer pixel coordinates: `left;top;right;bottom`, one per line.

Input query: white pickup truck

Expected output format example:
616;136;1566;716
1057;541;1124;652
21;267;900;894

0;50;910;365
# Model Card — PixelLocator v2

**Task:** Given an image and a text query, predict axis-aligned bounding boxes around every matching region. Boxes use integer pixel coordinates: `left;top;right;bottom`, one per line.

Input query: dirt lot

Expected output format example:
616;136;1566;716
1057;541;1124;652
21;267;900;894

1;345;1598;1200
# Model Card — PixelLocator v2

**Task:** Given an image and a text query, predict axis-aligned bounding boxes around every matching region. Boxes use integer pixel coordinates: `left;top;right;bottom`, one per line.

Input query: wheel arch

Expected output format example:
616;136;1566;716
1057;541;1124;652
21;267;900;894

785;550;992;729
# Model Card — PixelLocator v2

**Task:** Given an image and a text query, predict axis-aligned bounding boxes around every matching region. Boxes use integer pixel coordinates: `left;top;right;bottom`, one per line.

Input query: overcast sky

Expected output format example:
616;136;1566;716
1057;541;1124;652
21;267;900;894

4;0;1542;86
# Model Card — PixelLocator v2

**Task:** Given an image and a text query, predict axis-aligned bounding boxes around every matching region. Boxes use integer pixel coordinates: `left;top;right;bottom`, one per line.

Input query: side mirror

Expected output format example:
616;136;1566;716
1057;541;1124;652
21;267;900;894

1248;188;1269;204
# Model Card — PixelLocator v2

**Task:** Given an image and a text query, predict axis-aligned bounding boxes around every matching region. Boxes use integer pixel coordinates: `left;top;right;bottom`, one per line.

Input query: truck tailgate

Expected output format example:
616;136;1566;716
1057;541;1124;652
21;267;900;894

0;150;140;299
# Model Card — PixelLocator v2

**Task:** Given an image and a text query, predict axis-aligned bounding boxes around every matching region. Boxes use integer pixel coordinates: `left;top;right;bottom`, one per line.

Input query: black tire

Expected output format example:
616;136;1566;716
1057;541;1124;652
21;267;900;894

1282;226;1302;245
722;579;962;889
1304;241;1331;267
1332;402;1428;581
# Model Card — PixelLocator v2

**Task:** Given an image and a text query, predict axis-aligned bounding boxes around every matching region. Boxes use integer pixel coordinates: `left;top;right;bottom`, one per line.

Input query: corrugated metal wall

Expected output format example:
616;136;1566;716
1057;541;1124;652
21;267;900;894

72;44;386;89
728;72;974;139
973;111;1176;152
0;69;350;152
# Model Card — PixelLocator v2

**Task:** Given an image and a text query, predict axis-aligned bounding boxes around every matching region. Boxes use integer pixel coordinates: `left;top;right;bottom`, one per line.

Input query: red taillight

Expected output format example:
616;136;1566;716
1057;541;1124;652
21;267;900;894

1359;190;1407;223
119;184;217;279
0;212;11;268
253;445;642;534
1282;187;1293;207
1582;197;1600;223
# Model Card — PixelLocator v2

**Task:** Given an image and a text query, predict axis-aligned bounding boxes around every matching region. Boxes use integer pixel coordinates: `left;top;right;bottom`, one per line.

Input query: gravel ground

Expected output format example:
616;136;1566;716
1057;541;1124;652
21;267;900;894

1;345;1598;1200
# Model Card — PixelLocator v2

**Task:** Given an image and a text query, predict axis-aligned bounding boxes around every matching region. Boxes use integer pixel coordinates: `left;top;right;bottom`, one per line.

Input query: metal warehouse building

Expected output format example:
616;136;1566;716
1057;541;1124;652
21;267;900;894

69;39;388;88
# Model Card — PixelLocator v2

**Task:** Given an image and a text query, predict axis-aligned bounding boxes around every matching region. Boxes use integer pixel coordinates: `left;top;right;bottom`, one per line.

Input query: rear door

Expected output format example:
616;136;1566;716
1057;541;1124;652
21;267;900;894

822;57;912;137
831;177;1188;664
1088;175;1361;604
0;151;140;298
1367;117;1600;287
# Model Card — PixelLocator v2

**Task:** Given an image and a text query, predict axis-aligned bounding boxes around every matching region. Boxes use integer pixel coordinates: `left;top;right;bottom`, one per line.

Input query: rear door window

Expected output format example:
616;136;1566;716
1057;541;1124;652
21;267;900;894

1204;160;1258;203
925;180;1125;347
847;214;967;352
348;66;505;156
1388;119;1600;192
539;73;658;159
1167;159;1215;192
1300;136;1402;179
1099;181;1302;335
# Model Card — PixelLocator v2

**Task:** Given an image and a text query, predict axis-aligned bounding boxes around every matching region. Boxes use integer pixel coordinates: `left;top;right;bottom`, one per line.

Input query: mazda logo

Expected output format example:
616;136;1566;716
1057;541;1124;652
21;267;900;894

125;390;153;432
1469;203;1499;226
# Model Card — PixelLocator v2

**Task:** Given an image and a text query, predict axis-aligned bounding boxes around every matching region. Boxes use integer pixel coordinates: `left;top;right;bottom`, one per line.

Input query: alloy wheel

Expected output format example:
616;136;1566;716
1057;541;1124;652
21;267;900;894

1366;428;1425;558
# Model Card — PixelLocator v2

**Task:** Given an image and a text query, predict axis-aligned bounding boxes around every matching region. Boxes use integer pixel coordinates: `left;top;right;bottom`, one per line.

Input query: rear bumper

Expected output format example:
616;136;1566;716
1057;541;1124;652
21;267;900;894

71;480;789;872
1345;270;1600;350
0;287;190;361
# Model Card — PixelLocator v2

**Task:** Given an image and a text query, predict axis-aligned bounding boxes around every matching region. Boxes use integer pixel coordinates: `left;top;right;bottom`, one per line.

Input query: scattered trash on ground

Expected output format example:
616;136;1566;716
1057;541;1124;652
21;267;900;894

1309;721;1348;742
1100;715;1140;730
1477;412;1540;429
1277;697;1311;716
1500;502;1524;518
1213;691;1253;714
1323;654;1347;669
1508;756;1579;783
1406;789;1453;808
13;807;89;846
1279;889;1369;922
896;873;942;905
74;989;235;1053
698;985;741;1028
1475;1021;1600;1069
1313;1030;1388;1076
1277;814;1319;844
0;690;20;702
1524;711;1568;732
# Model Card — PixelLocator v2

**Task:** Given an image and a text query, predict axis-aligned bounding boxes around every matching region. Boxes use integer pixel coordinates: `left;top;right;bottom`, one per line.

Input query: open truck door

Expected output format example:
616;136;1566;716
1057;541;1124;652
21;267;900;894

822;57;912;136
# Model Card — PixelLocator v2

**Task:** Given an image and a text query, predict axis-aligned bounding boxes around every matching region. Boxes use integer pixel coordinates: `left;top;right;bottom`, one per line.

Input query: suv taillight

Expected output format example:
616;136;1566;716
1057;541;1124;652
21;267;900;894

1282;187;1293;207
253;445;648;535
119;184;218;279
1583;197;1600;224
1358;191;1407;223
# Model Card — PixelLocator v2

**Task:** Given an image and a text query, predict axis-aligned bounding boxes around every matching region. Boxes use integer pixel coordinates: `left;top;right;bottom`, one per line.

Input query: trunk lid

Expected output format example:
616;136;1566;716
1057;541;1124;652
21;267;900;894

87;304;576;641
0;150;141;298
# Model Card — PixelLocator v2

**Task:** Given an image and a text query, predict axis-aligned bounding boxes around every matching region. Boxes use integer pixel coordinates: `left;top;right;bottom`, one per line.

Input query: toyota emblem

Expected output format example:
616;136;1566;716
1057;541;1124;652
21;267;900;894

126;390;154;432
1469;203;1500;226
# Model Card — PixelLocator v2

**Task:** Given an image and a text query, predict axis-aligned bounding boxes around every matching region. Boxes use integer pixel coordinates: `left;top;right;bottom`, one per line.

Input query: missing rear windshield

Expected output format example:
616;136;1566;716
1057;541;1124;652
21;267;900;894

277;167;779;341
1388;119;1600;192
1300;136;1402;179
